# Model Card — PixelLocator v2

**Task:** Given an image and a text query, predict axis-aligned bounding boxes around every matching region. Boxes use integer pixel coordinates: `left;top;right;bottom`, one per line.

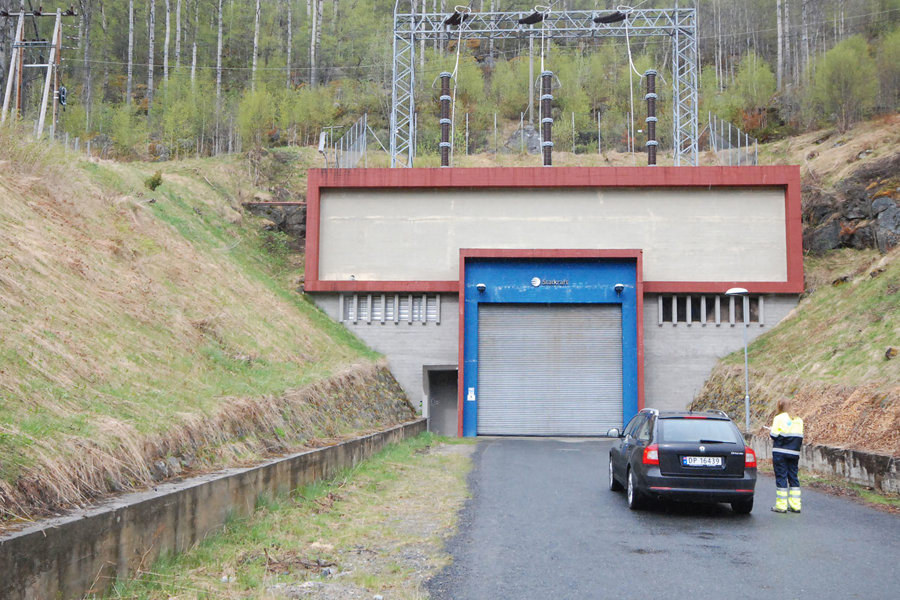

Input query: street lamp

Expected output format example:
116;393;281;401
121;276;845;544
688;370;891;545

725;287;750;432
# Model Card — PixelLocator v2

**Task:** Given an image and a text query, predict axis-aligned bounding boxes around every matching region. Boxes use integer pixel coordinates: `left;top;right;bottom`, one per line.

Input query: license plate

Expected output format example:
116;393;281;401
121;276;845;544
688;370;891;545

682;456;723;467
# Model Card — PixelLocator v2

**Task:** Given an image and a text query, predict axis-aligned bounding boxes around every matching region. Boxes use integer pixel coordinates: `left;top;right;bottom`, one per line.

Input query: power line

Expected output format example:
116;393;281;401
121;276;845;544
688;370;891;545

46;5;900;79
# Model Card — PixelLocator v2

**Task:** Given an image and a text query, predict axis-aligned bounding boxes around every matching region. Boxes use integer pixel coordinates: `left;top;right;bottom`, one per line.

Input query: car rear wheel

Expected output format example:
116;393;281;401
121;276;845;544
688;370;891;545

609;456;623;491
626;468;645;510
731;497;754;514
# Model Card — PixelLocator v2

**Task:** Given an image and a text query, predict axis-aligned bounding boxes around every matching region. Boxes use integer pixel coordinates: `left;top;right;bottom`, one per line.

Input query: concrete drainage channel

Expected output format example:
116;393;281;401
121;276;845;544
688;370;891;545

749;435;900;494
0;419;427;600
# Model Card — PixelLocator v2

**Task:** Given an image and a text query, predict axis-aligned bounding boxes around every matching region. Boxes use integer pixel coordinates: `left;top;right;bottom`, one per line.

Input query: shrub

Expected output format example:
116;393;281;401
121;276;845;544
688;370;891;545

145;170;163;191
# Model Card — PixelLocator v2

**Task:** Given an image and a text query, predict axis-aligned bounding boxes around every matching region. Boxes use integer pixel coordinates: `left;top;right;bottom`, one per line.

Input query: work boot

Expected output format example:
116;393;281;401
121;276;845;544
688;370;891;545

772;488;788;513
788;487;802;513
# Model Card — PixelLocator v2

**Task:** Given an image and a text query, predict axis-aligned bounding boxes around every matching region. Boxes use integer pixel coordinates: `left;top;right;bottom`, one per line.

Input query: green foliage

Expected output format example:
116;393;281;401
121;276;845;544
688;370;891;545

144;170;163;191
877;26;900;110
702;53;775;135
110;103;148;158
731;53;776;115
491;57;531;119
809;36;879;131
237;87;277;149
153;74;201;159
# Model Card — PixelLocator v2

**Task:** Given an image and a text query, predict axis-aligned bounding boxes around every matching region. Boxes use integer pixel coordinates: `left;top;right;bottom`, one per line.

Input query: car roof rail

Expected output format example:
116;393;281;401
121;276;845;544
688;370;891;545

640;408;659;415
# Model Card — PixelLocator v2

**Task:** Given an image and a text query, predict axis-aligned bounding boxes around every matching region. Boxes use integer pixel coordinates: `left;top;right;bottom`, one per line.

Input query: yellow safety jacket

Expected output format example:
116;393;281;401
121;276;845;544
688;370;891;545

770;412;804;456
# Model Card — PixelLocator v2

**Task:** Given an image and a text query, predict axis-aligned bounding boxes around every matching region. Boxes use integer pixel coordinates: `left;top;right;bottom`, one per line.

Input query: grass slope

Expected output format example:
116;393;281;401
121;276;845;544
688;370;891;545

0;130;382;519
693;244;900;455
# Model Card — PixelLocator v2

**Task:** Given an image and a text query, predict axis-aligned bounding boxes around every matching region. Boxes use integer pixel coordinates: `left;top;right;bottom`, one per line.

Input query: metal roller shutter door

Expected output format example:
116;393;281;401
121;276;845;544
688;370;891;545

477;304;623;436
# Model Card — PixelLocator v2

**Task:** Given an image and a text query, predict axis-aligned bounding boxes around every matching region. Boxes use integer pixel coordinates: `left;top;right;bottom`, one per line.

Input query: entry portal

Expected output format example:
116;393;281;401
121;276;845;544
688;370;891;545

477;304;623;436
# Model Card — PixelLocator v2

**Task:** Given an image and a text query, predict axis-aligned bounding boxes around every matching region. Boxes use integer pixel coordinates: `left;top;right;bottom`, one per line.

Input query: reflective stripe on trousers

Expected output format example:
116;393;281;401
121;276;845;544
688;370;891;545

774;487;788;512
789;487;802;512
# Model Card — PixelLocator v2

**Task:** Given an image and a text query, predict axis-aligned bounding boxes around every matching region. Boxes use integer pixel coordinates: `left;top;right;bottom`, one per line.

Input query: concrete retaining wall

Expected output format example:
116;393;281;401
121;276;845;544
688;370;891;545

0;419;427;600
750;435;900;494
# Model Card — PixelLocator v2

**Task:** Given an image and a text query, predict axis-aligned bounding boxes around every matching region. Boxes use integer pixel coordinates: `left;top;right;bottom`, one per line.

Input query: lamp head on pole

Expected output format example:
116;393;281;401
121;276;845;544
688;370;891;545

725;287;749;296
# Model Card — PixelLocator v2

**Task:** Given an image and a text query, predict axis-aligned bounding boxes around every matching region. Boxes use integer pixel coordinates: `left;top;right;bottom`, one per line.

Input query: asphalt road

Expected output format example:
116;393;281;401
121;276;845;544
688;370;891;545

426;437;900;600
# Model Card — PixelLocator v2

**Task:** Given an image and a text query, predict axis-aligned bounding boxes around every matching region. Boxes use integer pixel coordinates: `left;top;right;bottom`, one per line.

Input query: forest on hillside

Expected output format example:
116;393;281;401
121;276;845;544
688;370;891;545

0;1;898;159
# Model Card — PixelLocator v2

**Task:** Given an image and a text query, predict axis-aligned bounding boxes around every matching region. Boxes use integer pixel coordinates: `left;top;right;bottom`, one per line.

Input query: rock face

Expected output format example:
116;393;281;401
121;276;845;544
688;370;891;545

803;153;900;254
244;200;307;246
506;125;542;154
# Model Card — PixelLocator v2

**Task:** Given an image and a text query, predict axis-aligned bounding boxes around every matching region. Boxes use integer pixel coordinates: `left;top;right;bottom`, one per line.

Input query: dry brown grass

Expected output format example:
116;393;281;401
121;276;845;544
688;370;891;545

693;244;900;456
0;362;414;522
759;113;900;184
0;131;397;522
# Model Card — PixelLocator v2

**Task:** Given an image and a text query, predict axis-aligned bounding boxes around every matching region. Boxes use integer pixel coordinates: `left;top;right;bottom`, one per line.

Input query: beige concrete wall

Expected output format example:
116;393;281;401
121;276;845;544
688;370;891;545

318;187;788;282
314;294;458;414
643;294;798;411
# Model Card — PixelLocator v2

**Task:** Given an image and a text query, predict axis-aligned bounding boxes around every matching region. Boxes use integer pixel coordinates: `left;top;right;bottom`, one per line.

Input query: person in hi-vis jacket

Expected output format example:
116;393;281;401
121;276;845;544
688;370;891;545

768;398;804;513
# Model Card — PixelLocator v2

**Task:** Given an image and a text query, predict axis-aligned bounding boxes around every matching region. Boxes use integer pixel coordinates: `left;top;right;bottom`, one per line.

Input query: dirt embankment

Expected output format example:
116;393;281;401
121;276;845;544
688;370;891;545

692;366;900;456
0;362;415;526
693;141;900;457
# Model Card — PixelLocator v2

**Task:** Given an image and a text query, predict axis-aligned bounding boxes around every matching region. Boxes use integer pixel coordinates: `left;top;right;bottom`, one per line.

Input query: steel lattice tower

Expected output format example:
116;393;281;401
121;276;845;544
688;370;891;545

389;4;699;167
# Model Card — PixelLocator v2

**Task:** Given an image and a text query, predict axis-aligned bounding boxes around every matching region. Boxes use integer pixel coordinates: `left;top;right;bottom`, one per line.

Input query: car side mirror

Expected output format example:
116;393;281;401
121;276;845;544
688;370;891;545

606;427;621;438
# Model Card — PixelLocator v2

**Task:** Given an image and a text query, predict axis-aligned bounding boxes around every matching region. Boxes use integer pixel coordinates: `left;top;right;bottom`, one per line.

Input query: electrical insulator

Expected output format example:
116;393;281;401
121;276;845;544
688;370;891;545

58;86;67;107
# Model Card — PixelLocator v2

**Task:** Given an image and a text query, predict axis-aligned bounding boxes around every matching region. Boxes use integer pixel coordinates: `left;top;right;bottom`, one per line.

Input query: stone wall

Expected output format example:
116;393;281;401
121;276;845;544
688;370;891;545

749;434;899;494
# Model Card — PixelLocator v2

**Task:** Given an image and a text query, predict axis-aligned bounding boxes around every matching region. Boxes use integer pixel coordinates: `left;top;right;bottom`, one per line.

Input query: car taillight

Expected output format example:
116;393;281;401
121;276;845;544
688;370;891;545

744;447;757;468
643;444;659;465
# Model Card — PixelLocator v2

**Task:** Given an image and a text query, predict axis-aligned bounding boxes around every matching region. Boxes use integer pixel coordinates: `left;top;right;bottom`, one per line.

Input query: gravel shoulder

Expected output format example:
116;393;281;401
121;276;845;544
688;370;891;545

109;436;475;599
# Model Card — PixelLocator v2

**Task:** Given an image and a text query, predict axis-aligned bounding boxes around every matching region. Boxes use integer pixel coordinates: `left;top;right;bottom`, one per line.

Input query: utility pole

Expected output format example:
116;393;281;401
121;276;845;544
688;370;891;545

1;6;77;134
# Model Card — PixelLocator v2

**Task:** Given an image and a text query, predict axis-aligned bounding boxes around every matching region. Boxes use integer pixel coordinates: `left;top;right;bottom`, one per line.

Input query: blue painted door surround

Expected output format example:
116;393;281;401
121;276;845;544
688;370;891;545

462;258;639;437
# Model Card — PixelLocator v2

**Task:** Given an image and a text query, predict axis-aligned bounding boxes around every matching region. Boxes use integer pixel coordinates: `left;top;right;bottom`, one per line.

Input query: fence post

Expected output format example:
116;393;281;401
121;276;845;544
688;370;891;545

494;112;497;153
572;112;575;154
598;112;602;155
465;113;469;156
727;123;732;166
520;112;525;154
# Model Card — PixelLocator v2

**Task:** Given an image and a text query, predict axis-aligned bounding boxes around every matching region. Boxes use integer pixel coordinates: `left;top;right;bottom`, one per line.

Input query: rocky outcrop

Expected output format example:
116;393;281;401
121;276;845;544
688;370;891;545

803;153;900;254
244;197;307;245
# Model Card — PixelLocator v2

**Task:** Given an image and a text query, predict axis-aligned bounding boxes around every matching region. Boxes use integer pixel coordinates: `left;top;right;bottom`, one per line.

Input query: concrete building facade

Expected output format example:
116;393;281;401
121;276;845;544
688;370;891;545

305;166;803;436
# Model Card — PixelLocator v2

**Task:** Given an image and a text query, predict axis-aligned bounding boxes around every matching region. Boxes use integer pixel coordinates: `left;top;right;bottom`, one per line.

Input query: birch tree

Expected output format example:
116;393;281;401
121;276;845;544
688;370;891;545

801;0;809;81
252;0;260;90
310;0;322;86
175;0;181;70
148;0;156;105
216;0;223;152
126;0;134;102
784;0;793;85
776;0;783;89
191;0;198;85
286;0;293;88
80;0;93;129
163;0;170;82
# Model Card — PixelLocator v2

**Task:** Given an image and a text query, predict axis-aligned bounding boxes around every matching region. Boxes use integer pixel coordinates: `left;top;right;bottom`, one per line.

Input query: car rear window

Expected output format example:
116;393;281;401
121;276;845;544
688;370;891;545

658;419;741;444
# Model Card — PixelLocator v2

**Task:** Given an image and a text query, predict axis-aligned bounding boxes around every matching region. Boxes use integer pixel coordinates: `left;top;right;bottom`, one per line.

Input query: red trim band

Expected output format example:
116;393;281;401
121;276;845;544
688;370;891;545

305;166;804;295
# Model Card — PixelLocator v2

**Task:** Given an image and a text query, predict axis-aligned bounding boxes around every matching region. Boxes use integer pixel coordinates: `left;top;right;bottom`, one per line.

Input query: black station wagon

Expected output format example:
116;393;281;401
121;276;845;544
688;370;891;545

607;409;757;513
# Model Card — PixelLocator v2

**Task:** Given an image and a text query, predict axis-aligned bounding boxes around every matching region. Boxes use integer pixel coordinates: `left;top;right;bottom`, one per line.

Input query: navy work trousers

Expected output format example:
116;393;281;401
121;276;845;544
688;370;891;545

773;451;800;488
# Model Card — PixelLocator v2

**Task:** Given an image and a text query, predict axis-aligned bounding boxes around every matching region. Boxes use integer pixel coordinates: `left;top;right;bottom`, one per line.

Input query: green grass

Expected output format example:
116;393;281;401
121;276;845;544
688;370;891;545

105;434;474;600
722;248;900;387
